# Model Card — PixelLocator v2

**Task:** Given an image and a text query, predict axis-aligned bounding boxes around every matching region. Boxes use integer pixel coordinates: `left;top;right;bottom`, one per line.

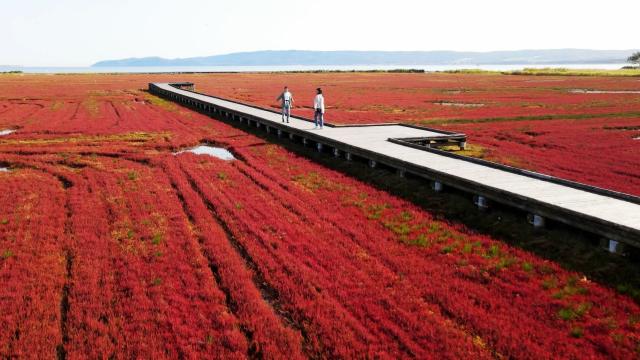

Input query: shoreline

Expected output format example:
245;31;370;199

3;67;640;77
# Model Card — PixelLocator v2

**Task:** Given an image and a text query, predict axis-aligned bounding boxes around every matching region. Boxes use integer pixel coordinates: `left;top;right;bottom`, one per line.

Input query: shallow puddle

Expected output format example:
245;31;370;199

569;89;640;94
0;129;16;136
174;145;236;161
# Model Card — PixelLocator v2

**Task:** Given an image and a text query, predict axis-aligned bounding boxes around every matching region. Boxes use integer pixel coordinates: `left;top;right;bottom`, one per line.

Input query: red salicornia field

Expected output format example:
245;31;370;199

0;73;639;359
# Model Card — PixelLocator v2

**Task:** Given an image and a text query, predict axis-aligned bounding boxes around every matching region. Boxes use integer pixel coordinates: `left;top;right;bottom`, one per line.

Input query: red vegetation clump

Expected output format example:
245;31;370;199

0;74;639;358
0;169;67;357
446;115;640;195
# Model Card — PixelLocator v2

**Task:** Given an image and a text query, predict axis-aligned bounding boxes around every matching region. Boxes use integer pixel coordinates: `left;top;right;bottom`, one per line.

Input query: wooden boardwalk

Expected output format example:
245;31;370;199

149;82;640;248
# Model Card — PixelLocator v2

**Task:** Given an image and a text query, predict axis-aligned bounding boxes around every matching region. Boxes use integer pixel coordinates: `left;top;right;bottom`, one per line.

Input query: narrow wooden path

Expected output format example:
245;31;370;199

149;82;640;248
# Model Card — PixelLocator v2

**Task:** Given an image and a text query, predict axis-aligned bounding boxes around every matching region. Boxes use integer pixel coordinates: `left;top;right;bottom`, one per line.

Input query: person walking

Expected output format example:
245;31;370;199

313;88;325;129
276;86;294;123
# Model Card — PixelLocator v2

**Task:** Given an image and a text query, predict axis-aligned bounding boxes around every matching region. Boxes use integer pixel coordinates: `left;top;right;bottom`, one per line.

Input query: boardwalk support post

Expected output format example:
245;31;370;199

302;138;308;146
432;181;443;192
398;169;406;178
317;143;323;152
277;129;282;138
369;160;377;168
345;152;352;161
602;239;626;255
333;148;340;158
474;195;489;210
289;133;295;140
527;214;545;229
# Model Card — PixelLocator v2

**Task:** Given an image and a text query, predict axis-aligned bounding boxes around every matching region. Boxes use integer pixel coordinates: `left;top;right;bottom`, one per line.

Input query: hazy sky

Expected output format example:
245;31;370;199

3;0;639;66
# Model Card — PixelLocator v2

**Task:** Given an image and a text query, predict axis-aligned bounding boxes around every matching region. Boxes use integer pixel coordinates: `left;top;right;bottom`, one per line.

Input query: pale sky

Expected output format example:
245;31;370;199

2;0;639;66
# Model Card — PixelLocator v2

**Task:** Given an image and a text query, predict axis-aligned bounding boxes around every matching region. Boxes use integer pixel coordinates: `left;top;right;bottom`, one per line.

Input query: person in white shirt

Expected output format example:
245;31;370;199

276;86;294;123
313;88;325;129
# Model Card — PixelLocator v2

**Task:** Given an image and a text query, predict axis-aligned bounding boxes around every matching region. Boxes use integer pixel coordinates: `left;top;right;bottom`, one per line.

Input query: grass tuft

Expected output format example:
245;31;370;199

1;249;14;259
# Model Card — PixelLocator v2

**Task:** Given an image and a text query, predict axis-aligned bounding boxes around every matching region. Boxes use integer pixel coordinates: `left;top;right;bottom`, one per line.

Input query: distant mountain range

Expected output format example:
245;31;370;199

92;49;637;67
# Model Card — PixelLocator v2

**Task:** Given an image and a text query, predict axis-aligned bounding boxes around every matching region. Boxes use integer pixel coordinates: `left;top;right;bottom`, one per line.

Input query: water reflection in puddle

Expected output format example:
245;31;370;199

0;168;9;172
0;129;16;136
174;145;236;161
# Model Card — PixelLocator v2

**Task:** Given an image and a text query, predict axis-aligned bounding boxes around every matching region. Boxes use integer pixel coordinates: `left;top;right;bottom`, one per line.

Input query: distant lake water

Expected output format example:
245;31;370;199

0;63;630;74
